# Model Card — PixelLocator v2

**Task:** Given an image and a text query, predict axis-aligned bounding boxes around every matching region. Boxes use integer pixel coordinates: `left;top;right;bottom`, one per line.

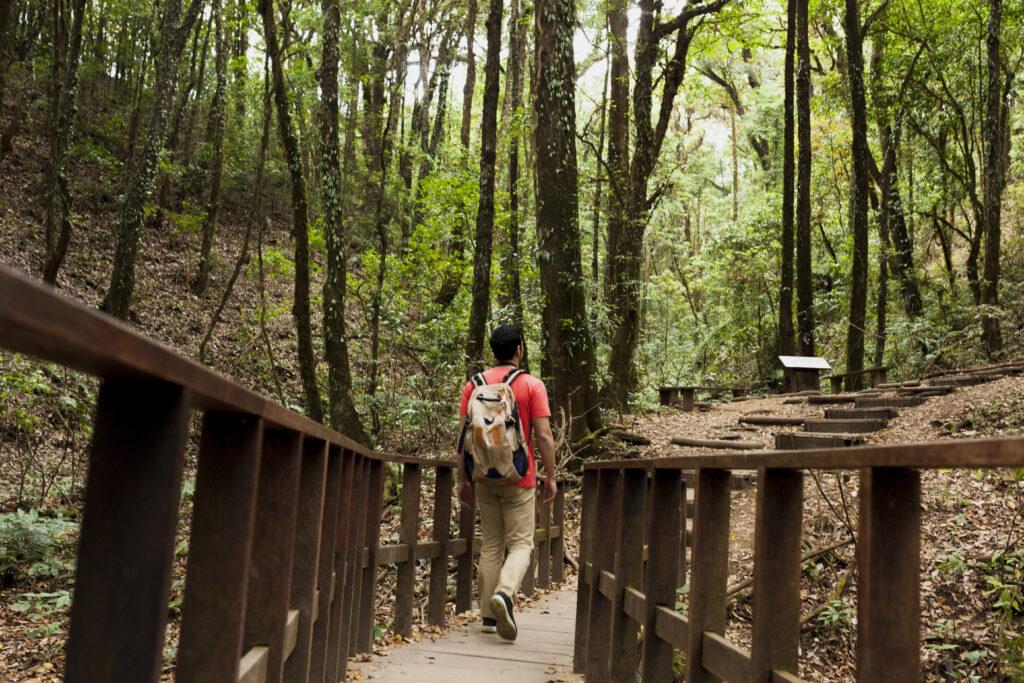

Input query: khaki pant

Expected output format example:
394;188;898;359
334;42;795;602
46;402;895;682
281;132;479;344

475;482;535;617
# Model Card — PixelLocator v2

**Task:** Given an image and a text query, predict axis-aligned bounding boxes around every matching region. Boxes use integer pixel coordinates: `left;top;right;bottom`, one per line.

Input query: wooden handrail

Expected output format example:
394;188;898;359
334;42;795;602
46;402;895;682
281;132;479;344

0;266;565;682
576;438;1024;682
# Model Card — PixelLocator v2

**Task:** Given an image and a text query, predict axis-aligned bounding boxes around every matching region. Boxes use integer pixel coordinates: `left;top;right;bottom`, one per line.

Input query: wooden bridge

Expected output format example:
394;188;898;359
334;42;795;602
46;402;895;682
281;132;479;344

4;264;1024;682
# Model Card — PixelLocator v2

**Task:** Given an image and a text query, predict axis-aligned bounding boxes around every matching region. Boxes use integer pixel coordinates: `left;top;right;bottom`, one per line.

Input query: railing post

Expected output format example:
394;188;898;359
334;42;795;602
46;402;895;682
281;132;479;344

455;482;475;613
66;378;189;683
177;413;263;683
552;480;565;583
574;469;598;673
395;463;422;637
324;453;355;683
343;455;370;660
586;469;621;682
243;429;304;683
283;439;328;683
522;484;537;595
750;468;803;682
642;469;683;683
357;457;385;652
611;468;646;681
538;479;552;589
308;445;344;682
685;468;731;683
428;467;453;626
857;467;920;681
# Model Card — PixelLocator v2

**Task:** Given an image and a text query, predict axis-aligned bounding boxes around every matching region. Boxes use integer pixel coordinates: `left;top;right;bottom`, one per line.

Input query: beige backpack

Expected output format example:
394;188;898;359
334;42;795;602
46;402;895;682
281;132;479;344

459;368;528;485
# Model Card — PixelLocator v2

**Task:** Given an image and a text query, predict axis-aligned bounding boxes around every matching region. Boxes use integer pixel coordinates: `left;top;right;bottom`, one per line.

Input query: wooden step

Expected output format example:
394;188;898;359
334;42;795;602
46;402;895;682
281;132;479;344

929;374;1000;387
807;394;859;405
739;414;808;426
671;436;765;450
898;385;954;395
855;396;927;408
804;418;887;433
774;432;867;450
824;407;900;420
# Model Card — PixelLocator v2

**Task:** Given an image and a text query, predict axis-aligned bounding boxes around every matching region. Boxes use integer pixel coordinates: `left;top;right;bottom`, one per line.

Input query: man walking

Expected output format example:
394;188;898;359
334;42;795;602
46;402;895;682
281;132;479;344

456;325;558;641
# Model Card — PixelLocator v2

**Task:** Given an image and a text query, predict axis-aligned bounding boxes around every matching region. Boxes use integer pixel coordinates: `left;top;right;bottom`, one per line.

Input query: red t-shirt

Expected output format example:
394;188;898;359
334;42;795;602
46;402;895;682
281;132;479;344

459;365;552;488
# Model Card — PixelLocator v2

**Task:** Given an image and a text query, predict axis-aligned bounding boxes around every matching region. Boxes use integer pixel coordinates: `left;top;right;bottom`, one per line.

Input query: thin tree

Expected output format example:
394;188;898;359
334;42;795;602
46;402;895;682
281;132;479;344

319;0;369;443
981;0;1004;356
193;0;228;295
258;0;322;421
464;0;503;375
42;0;89;284
843;0;870;389
101;0;204;319
535;0;602;441
795;0;814;356
460;0;477;149
778;0;796;355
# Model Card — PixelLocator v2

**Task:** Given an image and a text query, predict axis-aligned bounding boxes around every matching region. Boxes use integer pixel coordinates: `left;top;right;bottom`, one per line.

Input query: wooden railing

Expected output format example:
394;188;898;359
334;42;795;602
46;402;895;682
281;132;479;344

575;442;1024;682
0;266;564;682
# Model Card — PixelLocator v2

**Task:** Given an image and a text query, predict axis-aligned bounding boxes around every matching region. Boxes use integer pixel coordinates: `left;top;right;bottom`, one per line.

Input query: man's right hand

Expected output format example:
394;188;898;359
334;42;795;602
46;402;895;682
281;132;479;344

457;479;474;507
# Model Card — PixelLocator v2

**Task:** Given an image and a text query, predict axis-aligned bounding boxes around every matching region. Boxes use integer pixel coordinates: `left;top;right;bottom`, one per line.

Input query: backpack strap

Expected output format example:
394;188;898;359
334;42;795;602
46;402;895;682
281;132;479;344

471;372;487;387
501;368;526;386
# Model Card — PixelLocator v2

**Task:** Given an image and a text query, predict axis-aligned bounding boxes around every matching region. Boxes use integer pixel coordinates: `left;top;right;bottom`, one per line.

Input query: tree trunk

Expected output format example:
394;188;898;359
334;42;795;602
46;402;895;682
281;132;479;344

535;0;602;441
258;0;322;421
843;0;869;390
101;0;203;319
193;0;228;295
464;0;502;375
602;0;629;306
460;0;477;149
500;0;525;345
795;0;815;356
319;0;368;444
42;0;88;284
778;0;796;355
981;0;1003;356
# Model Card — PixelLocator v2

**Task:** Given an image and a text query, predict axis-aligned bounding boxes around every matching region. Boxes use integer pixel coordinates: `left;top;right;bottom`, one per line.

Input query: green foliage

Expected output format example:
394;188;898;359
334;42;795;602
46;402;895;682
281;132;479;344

0;509;78;583
818;595;854;628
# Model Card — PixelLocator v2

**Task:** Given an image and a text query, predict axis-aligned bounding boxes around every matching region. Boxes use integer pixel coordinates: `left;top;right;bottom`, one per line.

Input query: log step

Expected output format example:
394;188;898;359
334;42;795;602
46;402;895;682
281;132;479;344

739;415;808;426
807;394;859;405
671;436;765;450
929;374;1000;387
774;432;867;450
855;396;927;408
804;418;887;434
898;385;954;395
824;407;900;420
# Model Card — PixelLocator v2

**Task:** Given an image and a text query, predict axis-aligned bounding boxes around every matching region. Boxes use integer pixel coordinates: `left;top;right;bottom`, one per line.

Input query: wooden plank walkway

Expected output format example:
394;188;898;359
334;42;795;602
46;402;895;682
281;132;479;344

349;589;582;682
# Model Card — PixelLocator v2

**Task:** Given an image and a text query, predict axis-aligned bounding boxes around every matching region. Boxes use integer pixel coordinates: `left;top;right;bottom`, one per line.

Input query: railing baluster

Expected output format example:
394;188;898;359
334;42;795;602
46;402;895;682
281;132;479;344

455;483;475;613
574;469;598;673
324;452;355;683
308;445;344;682
522;484;537;595
177;413;263;683
611;469;646;681
357;457;385;651
685;468;731;683
538;480;552;589
283;439;328;682
243;429;303;683
429;467;453;626
751;468;803;682
65;378;189;683
395;463;422;637
343;455;370;662
642;469;683;683
586;469;621;682
857;467;921;681
552;480;565;583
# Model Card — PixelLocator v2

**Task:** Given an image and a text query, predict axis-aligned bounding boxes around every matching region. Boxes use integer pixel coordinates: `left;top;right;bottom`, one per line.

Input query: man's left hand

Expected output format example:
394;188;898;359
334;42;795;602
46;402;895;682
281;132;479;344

543;477;558;503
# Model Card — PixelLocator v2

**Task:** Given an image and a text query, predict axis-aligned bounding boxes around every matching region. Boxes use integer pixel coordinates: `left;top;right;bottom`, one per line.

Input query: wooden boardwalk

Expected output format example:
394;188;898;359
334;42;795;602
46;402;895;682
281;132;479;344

349;589;582;682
